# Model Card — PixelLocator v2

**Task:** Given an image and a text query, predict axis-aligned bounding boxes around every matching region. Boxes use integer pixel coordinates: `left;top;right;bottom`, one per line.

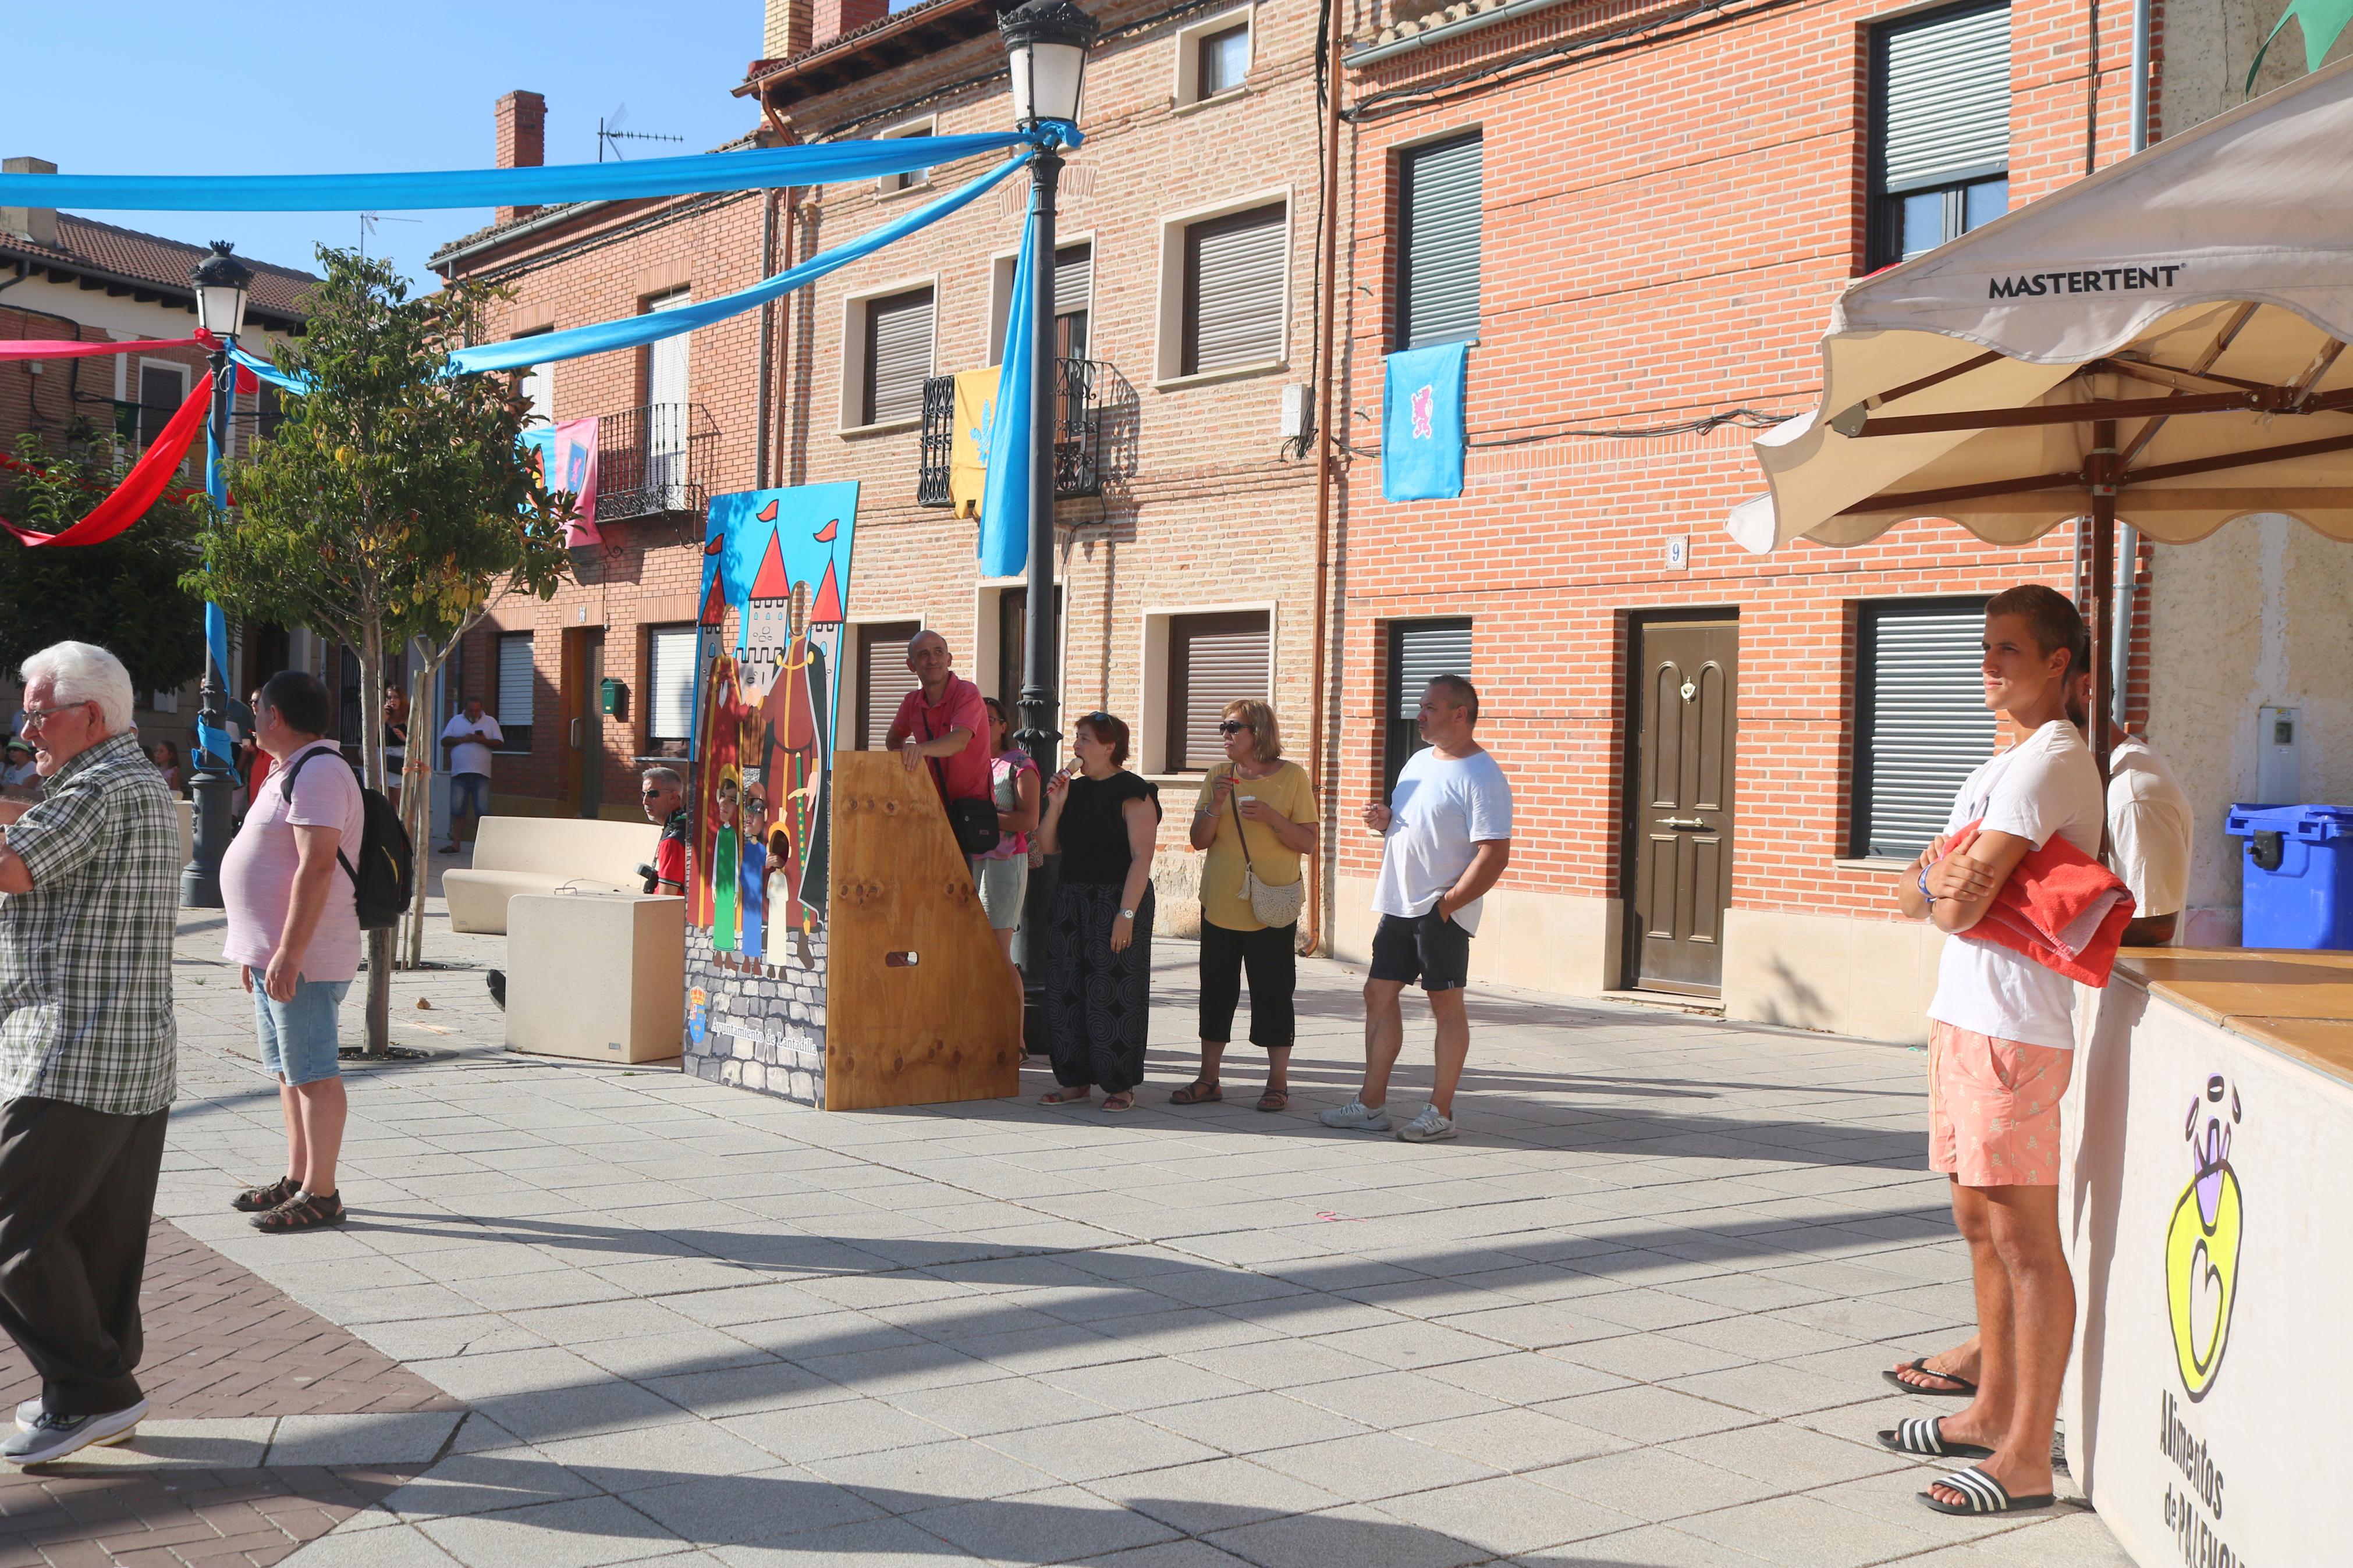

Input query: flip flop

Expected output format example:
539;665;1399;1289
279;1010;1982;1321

1102;1092;1135;1112
1169;1082;1223;1105
1878;1416;1993;1460
1038;1087;1091;1105
1882;1357;1976;1397
1919;1465;2056;1516
1256;1090;1289;1112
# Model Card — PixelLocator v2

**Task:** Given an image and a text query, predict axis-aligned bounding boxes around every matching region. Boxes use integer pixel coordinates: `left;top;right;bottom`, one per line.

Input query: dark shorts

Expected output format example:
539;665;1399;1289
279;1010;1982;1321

1369;910;1471;992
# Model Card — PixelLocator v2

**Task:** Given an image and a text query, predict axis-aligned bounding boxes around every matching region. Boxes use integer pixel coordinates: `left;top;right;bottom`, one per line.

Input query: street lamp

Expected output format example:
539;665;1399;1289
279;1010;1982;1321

1000;0;1096;1043
183;240;250;909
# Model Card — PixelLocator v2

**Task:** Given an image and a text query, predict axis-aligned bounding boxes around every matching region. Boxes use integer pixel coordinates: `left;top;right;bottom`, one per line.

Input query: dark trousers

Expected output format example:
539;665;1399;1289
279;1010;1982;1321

1198;920;1298;1049
0;1097;169;1416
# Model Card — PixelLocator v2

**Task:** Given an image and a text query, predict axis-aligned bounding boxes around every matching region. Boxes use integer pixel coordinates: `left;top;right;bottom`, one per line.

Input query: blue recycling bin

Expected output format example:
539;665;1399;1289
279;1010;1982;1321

2223;803;2353;950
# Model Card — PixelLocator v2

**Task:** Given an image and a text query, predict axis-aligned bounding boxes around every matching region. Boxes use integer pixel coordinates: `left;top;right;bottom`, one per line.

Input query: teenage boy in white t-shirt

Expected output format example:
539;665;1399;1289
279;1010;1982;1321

1884;585;2104;1517
1322;675;1511;1144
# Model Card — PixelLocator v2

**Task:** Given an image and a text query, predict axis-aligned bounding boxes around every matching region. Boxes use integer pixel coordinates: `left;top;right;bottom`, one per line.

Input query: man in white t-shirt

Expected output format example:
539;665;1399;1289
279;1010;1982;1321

438;696;503;855
1883;585;2104;1517
1322;675;1511;1145
221;671;364;1234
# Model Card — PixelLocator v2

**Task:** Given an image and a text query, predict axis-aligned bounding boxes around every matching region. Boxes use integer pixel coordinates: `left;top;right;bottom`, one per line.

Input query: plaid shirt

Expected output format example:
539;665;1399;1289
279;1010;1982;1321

0;730;179;1115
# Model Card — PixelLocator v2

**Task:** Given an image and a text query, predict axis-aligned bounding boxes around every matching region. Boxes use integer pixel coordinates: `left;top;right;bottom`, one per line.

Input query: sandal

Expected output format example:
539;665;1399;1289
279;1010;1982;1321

1038;1087;1091;1105
1878;1416;1992;1460
232;1175;300;1214
1102;1092;1135;1112
1256;1090;1289;1112
1882;1357;1976;1398
252;1190;345;1233
1919;1465;2055;1516
1169;1082;1222;1105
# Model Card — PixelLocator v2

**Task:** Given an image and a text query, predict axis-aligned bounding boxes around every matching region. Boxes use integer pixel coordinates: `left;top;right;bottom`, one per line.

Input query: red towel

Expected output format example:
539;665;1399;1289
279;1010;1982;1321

1939;819;2138;987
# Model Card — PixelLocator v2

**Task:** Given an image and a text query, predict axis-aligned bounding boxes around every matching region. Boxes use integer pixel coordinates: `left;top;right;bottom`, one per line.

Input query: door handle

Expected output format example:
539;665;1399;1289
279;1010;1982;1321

1656;816;1706;829
570;717;583;749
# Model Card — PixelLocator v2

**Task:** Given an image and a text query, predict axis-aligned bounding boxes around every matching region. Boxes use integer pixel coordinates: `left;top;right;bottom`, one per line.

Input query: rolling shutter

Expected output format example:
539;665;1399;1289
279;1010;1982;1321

1184;204;1286;376
1880;4;2011;194
1391;620;1475;716
864;288;934;425
1167;612;1270;771
648;627;697;742
857;623;920;751
1055;244;1092;321
1854;600;1996;858
1400;134;1484;349
496;633;535;730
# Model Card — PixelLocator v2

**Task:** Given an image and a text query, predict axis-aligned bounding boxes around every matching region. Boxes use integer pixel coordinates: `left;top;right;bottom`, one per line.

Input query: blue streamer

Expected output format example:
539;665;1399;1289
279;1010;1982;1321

197;378;235;770
0;129;1074;213
978;205;1039;581
229;346;311;395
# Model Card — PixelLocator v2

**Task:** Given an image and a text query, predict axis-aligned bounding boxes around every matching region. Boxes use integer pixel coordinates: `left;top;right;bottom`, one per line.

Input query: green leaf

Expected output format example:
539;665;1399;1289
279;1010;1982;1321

2247;0;2353;95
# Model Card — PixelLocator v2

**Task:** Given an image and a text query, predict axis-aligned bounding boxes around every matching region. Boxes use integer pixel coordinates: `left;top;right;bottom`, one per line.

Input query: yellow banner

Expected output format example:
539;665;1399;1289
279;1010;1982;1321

948;365;1001;518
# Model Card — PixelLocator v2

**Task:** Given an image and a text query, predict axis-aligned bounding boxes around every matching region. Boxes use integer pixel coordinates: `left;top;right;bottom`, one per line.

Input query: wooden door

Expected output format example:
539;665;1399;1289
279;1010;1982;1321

1624;618;1738;995
563;627;606;818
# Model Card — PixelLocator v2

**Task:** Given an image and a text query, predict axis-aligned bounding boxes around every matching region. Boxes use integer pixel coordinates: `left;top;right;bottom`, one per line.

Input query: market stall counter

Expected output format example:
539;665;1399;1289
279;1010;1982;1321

2063;948;2350;1566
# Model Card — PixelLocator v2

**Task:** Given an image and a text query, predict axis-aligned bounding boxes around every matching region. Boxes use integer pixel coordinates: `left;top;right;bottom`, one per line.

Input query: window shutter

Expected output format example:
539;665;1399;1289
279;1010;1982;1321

857;623;920;751
649;627;698;742
1055;244;1092;321
1391;620;1475;716
1854;601;1996;858
1184;205;1286;376
496;634;536;728
137;364;184;450
645;290;691;407
1167;612;1270;771
1400;134;1484;349
1880;4;2011;194
864;289;934;425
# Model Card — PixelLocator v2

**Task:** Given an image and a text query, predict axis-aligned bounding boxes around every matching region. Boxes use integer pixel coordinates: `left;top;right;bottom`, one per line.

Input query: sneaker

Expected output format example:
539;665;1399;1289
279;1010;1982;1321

485;970;506;1011
3;1400;147;1466
1396;1104;1458;1143
1319;1099;1392;1132
13;1399;137;1443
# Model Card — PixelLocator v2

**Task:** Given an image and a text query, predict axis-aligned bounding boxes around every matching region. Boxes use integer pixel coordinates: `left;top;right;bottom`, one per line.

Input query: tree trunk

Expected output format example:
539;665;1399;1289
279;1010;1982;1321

399;659;431;969
359;618;391;1056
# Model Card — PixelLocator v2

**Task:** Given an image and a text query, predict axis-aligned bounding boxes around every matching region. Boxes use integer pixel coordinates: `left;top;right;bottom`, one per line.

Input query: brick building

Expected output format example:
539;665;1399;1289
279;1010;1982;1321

1328;0;2148;1039
434;0;1343;938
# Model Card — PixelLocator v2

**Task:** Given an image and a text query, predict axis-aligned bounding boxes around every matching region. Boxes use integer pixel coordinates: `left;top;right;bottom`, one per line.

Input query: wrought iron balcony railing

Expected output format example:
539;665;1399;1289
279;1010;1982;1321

917;358;1108;509
592;401;721;522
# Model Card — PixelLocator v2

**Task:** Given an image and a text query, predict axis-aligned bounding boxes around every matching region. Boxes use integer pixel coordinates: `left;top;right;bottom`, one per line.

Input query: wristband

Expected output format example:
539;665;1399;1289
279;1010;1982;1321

1917;869;1936;904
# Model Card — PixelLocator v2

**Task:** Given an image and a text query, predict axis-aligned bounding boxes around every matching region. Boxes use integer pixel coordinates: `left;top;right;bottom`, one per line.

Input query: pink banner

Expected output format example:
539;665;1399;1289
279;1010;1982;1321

522;416;600;546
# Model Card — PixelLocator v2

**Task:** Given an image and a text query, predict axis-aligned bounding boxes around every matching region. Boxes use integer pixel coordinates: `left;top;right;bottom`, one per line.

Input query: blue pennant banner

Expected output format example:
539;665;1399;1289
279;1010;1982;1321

977;205;1040;580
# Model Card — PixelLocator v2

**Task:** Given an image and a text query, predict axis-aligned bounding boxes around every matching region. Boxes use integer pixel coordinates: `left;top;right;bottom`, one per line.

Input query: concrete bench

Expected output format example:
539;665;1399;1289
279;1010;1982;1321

444;815;662;935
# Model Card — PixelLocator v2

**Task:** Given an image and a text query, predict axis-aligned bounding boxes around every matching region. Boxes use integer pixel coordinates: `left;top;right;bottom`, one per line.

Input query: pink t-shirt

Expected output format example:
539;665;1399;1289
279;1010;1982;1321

891;676;992;805
222;740;366;982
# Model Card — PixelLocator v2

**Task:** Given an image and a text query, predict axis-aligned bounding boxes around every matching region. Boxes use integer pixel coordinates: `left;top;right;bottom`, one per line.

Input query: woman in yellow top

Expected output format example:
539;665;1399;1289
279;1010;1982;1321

1172;699;1318;1112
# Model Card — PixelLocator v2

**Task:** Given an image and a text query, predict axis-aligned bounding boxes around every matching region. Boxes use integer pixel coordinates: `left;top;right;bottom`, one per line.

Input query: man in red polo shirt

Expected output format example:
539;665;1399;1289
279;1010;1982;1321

885;631;991;809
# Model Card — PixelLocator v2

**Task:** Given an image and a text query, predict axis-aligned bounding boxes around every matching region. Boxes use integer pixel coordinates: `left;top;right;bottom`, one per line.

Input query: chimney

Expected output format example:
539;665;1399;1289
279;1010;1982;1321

812;0;888;49
764;0;812;57
494;91;547;226
1;158;60;250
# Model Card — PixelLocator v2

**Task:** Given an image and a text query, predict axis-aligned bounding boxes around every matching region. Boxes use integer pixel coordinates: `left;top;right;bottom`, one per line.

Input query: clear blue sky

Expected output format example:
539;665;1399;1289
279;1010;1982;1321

2;2;803;290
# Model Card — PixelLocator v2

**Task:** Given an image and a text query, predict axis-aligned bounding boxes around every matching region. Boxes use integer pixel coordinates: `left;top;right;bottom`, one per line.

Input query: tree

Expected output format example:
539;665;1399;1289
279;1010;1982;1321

193;247;573;1054
0;435;210;693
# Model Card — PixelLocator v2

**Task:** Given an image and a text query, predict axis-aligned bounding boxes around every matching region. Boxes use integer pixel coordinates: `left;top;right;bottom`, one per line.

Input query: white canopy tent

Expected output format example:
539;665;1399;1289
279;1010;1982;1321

1726;51;2353;756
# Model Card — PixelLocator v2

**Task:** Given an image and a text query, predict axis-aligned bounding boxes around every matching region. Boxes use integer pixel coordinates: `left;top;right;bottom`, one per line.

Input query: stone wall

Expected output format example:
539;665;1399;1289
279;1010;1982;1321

683;923;829;1105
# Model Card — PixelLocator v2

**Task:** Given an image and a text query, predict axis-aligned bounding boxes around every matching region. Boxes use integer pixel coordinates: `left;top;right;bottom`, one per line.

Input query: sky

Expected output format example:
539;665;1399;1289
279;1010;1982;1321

2;2;793;290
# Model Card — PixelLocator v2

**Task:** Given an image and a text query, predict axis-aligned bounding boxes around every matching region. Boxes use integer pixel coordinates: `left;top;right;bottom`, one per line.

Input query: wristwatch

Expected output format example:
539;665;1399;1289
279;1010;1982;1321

1119;908;1136;920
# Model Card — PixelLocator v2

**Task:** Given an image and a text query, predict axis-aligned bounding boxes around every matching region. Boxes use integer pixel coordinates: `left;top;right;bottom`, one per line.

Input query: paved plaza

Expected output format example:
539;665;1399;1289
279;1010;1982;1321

12;881;2132;1566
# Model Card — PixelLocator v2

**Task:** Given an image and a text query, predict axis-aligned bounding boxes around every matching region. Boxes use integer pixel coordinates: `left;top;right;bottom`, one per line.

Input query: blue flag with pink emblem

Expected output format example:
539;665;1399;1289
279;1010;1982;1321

1382;342;1468;503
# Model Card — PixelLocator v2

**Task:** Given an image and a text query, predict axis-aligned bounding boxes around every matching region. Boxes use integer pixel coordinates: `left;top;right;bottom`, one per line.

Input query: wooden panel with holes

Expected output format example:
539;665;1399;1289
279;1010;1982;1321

823;750;1021;1110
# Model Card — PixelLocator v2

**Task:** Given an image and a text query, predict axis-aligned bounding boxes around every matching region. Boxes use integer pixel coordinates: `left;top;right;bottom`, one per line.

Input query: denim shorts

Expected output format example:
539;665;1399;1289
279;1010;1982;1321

450;772;491;816
254;976;350;1086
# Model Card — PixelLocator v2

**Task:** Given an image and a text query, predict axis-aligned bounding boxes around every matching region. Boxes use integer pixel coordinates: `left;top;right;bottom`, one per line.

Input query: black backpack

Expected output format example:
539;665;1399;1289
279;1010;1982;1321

279;748;416;930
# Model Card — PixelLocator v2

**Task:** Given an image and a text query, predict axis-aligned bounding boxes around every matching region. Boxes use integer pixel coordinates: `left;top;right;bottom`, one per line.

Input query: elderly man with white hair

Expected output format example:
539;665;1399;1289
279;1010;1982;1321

0;641;180;1466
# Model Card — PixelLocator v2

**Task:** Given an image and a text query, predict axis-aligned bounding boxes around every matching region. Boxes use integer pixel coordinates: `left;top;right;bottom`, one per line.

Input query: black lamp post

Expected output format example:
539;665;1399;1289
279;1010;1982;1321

183;240;250;909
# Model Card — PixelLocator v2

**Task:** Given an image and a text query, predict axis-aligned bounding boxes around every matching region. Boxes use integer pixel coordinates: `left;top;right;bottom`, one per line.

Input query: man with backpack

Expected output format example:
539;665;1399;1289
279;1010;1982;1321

221;671;363;1233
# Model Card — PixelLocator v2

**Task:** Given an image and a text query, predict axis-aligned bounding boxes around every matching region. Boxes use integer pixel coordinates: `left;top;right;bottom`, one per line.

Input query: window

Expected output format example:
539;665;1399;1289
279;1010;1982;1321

1850;599;1996;858
876;117;935;193
982;584;1063;707
1175;7;1253;105
644;291;692;490
1871;3;2011;267
1165;611;1270;772
496;632;537;754
647;625;698;754
1384;618;1473;797
1397;133;1484;349
855;621;921;750
150;689;180;714
136;361;187;451
989;243;1094;364
515;327;555;427
854;286;934;428
1181;202;1286;376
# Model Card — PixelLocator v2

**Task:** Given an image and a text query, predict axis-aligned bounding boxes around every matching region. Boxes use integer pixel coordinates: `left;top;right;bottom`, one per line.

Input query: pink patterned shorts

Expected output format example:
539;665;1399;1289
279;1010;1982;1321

1928;1022;2072;1188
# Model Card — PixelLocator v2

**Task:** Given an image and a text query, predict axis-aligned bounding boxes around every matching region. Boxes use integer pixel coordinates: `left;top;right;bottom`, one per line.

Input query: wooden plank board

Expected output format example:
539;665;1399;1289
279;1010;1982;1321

824;750;1021;1110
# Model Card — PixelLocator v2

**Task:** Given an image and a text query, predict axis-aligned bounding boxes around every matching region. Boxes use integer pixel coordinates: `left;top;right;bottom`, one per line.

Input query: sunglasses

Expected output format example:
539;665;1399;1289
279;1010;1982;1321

1216;720;1251;736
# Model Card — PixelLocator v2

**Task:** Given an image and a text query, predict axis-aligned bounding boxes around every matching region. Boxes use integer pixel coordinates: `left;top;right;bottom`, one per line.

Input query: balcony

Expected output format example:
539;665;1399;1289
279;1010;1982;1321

917;358;1111;509
594;402;720;522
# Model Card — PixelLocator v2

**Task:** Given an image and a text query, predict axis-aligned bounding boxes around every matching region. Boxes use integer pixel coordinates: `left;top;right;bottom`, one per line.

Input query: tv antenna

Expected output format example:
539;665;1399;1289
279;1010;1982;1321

359;211;421;261
598;104;684;162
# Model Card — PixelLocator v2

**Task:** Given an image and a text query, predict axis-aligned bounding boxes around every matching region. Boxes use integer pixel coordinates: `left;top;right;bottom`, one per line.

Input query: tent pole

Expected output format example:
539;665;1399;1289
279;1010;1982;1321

2088;421;2118;771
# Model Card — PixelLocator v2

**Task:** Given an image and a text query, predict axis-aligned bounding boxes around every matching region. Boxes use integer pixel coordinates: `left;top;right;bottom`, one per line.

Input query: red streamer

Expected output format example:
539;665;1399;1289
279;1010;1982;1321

1;372;214;547
0;334;210;362
0;450;208;507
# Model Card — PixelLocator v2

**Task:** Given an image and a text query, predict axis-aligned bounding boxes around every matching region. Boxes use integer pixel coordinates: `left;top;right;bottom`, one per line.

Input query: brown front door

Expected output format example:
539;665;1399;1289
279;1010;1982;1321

1624;617;1738;995
563;627;606;818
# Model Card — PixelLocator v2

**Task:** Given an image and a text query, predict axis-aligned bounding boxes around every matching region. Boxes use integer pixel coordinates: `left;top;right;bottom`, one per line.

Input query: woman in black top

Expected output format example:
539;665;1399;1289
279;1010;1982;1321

1035;712;1161;1111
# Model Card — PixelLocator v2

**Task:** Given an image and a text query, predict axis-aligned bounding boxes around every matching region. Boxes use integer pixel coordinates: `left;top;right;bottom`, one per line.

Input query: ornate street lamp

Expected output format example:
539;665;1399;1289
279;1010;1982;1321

183;240;251;908
1000;0;1096;1041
